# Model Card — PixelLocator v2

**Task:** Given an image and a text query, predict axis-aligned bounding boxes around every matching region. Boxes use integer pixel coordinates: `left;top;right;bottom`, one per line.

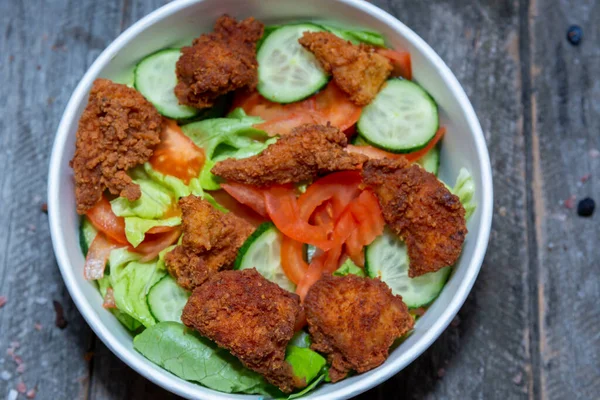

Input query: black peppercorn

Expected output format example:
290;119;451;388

577;197;595;217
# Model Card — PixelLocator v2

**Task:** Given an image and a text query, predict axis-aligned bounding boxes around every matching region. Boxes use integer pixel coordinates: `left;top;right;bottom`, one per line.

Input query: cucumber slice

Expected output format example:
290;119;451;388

365;229;451;308
134;49;199;120
79;217;98;256
358;79;439;153
147;275;190;323
416;144;440;175
234;223;295;292
257;24;329;103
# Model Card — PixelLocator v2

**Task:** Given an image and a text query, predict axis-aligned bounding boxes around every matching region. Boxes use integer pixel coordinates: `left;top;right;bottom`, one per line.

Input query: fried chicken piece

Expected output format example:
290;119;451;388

175;15;264;108
70;79;162;214
362;158;467;277
305;274;413;382
165;195;254;290
299;32;392;106
211;124;367;186
182;269;304;393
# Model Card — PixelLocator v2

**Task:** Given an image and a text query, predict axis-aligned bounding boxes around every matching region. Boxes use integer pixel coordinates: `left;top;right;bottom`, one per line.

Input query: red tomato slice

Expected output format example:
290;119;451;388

296;255;325;301
84;233;123;280
313;81;362;132
149;119;205;184
135;227;182;262
86;197;128;245
220;183;268;217
298;171;362;221
208;189;267;228
254;113;321;136
102;287;117;309
377;48;412;80
404;127;446;162
311;201;335;237
264;186;331;250
281;236;309;285
345;230;365;267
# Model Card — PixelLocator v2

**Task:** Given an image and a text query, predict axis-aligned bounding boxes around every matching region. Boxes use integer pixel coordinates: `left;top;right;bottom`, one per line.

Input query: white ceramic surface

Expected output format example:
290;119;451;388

47;0;493;399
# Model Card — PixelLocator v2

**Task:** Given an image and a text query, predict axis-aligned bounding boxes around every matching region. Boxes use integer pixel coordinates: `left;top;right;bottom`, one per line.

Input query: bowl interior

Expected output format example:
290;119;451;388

48;0;492;399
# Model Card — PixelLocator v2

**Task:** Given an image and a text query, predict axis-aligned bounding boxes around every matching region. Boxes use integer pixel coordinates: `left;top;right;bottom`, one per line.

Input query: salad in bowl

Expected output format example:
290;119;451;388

64;10;479;400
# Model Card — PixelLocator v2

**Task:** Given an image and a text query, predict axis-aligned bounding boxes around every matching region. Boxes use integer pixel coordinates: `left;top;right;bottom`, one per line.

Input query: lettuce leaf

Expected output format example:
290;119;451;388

321;24;385;47
108;248;165;327
334;258;366;277
124;216;181;248
286;346;326;385
182;109;275;190
452;168;476;220
111;178;172;219
96;276;142;331
133;322;277;395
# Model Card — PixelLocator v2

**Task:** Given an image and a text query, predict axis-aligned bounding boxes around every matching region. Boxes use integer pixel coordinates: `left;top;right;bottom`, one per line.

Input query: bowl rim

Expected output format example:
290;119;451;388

47;0;493;399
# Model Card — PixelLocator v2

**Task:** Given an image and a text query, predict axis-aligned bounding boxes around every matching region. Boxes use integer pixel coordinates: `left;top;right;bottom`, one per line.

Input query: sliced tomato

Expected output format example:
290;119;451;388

86;196;128;245
208;189;267;228
84;233;123;280
281;236;309;285
102;287;117;309
377;48;412;80
405;127;446;162
149;119;205;184
264;185;331;250
220;183;268;217
313;81;362;132
298;171;362;221
345;230;365;267
135;227;182;262
345;144;405;161
296;255;325;301
311;201;335;237
254;113;320;136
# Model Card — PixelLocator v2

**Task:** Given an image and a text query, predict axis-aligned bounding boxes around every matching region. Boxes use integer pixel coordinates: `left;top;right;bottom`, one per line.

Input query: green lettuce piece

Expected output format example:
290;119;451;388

109;248;166;327
334;258;366;277
111;178;172;219
143;163;199;199
452;168;476;220
124;216;181;248
133;322;277;395
286;374;326;400
96;276;142;331
182;109;275;190
321;24;385;47
289;331;311;348
286;346;326;386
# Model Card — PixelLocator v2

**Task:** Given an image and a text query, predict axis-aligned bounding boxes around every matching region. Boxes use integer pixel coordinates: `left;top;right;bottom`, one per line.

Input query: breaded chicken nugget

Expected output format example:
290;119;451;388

175;15;264;108
362;158;467;277
165;195;254;290
70;79;162;214
182;269;304;393
305;274;413;382
299;32;392;106
211;124;367;186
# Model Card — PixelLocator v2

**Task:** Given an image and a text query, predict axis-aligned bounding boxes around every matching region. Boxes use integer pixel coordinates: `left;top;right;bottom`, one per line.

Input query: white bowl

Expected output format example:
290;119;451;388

48;0;493;398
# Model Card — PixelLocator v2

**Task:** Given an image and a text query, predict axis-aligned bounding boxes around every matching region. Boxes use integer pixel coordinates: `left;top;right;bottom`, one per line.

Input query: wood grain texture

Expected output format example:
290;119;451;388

1;0;598;399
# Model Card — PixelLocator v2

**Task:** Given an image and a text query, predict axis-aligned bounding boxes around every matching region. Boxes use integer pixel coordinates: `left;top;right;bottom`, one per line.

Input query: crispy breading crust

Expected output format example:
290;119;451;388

182;269;305;393
70;79;162;214
299;32;392;106
305;274;413;382
362;158;467;277
174;15;264;108
165;196;254;290
211;124;367;186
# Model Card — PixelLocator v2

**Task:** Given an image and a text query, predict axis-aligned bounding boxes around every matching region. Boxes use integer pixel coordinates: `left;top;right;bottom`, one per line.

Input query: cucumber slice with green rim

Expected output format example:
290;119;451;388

234;223;295;292
416;145;440;175
79;217;98;256
358;79;439;153
147;275;190;323
257;24;329;103
134;49;200;120
365;229;451;308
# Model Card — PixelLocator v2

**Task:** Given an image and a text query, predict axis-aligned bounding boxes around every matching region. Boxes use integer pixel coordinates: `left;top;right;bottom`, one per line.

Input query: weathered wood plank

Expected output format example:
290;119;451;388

0;0;128;398
355;1;534;398
529;1;600;399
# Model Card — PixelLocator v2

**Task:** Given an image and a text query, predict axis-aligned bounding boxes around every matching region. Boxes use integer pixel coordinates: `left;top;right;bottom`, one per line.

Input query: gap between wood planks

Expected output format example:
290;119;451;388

519;0;546;399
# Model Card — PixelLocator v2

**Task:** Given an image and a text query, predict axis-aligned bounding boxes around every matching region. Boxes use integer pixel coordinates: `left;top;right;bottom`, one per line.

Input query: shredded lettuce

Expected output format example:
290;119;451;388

96;276;142;331
124;216;181;248
134;322;277;395
111;178;172;219
320;24;385;47
108;248;165;327
452;168;476;220
182;109;276;190
334;258;366;277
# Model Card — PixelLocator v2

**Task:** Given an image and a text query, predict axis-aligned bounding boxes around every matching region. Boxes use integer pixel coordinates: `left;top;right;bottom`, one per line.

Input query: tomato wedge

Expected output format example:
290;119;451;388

135;227;182;262
220;183;268;217
264;186;331;250
313;81;362;132
377;48;412;80
298;171;362;220
149;119;205;184
84;233;123;280
208;189;267;228
86;196;128;245
404;127;446;162
281;236;308;285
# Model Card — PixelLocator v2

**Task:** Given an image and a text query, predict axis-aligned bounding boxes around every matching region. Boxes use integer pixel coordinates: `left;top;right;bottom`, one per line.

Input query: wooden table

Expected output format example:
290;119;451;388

1;0;598;398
